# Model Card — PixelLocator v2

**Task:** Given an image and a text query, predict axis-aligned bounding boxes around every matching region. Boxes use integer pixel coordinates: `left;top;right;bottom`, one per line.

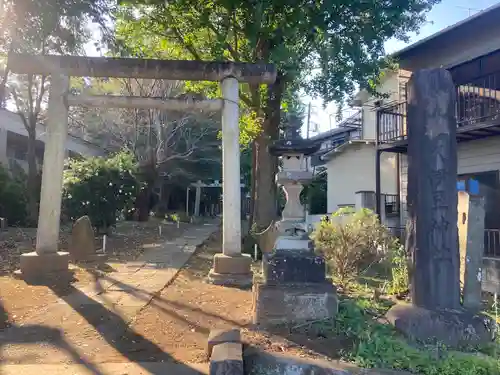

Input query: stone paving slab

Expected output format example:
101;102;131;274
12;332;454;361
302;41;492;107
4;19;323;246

0;362;209;375
3;221;219;340
63;222;220;323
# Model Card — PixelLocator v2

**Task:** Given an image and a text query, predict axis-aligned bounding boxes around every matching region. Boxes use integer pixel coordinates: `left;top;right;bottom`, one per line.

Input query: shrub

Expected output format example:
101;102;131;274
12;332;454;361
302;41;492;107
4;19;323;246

387;240;410;296
62;151;140;232
311;207;393;287
0;163;28;226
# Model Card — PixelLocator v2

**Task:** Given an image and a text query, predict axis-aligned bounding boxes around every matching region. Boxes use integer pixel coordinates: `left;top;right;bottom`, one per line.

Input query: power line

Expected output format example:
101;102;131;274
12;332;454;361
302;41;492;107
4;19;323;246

454;5;483;17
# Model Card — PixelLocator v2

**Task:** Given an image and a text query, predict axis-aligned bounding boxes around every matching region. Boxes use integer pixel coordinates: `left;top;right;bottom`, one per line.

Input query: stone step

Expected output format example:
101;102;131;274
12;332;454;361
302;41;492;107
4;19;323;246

0;362;208;375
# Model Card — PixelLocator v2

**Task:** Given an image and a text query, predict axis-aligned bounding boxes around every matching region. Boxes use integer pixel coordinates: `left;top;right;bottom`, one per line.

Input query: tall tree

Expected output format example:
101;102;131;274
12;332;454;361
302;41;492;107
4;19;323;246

0;0;113;222
69;77;221;220
115;0;439;230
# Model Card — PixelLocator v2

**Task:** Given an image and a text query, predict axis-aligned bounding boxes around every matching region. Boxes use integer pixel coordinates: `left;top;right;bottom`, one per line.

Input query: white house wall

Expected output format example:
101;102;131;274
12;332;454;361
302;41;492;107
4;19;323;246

362;71;406;140
457;137;500;175
398;136;500;228
326;143;397;213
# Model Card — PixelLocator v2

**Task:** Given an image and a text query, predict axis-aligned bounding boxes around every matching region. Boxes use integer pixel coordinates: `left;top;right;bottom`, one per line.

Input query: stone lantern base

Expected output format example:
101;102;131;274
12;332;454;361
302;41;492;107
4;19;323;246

15;251;70;282
253;280;338;326
252;249;338;326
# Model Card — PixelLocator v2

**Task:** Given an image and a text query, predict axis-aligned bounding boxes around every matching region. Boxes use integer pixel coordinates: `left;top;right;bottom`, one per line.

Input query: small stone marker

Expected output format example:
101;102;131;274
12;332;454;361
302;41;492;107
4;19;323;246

0;217;6;230
457;191;485;311
69;216;106;262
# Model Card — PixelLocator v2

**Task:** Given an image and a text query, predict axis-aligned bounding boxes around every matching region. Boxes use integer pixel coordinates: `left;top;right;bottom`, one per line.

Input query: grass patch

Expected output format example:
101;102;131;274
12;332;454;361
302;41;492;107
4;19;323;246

291;284;500;375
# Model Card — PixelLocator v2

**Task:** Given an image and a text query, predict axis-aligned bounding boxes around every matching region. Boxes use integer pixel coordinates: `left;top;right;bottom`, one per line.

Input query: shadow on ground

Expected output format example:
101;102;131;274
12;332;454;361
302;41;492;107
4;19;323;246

0;298;107;374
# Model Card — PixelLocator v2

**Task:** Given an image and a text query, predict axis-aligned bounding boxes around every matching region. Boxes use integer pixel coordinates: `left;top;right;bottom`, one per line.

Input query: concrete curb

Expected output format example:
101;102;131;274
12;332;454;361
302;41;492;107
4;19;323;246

209;328;244;375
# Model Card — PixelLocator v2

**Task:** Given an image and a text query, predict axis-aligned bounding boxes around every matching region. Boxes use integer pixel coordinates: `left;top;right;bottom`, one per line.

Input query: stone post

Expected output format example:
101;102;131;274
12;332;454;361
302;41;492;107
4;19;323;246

221;77;241;255
194;180;202;217
18;74;70;280
386;69;493;349
208;77;252;287
406;69;460;310
458;191;485;311
0;127;8;166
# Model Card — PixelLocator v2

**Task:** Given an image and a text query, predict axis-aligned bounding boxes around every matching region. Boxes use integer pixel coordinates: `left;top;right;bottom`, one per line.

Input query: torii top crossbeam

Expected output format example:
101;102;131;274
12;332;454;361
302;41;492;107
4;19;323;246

7;53;277;85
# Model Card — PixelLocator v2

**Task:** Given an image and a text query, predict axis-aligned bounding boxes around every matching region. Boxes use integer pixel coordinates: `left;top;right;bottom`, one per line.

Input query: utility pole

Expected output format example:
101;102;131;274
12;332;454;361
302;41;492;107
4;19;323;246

306;102;311;139
454;5;482;17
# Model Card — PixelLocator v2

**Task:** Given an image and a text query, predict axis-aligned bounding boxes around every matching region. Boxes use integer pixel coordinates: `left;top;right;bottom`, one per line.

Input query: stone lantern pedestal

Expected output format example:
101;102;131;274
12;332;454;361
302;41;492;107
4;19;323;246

252;118;338;326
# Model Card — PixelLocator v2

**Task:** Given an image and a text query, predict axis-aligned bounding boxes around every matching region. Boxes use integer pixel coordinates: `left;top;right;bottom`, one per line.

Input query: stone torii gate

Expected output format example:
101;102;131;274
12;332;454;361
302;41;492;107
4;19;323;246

8;53;276;285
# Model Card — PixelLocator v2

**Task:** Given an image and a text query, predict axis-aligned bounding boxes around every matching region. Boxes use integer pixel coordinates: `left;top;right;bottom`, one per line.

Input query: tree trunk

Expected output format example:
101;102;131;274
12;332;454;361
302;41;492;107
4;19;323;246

252;73;285;230
26;130;39;225
253;131;278;229
136;184;153;221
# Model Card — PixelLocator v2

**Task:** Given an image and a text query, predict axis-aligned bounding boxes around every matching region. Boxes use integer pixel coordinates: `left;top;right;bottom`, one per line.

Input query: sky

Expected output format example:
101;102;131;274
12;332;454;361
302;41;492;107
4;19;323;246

305;0;500;137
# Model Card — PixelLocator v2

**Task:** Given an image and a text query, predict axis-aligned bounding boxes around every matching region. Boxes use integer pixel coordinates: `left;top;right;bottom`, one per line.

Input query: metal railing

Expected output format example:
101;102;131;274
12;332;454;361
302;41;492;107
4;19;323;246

377;101;407;143
377;76;500;143
485;229;500;258
339;109;363;129
384;228;500;259
457;72;500;127
384;194;400;216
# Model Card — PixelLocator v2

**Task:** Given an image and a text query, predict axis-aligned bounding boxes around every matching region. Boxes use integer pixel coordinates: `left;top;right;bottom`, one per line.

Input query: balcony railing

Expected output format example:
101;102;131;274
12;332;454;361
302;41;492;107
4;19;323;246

485;229;500;258
377;75;500;144
384;194;400;216
339;109;363;129
457;72;500;127
384;227;500;259
376;101;407;144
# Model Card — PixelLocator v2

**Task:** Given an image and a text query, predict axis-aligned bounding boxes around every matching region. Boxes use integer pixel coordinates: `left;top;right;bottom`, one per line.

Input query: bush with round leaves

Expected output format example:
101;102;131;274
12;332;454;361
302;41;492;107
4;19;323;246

0;163;28;226
62;151;140;232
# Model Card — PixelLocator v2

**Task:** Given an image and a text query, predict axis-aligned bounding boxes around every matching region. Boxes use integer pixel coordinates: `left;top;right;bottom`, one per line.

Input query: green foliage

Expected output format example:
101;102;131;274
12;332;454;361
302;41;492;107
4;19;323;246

334;298;500;375
311;208;392;287
388;240;409;296
116;0;440;104
0;163;28;225
240;147;252;193
301;170;327;215
62;152;140;231
115;0;440;229
164;212;190;223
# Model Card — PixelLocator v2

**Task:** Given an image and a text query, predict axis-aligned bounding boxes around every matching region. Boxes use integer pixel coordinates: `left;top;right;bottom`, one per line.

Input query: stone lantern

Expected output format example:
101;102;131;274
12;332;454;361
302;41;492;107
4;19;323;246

252;115;338;326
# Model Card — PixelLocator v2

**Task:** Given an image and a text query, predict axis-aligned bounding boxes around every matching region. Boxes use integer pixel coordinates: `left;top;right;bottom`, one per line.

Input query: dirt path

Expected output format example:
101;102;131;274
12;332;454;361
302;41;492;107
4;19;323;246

0;221;218;374
1;220;352;375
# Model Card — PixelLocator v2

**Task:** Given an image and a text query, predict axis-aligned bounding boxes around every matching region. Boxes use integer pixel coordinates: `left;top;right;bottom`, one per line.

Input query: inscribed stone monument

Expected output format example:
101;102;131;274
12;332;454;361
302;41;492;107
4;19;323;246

385;68;494;348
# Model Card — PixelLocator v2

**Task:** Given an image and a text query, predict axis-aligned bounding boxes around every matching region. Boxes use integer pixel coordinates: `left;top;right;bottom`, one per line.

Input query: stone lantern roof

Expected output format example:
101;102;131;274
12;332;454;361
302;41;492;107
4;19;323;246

268;114;321;156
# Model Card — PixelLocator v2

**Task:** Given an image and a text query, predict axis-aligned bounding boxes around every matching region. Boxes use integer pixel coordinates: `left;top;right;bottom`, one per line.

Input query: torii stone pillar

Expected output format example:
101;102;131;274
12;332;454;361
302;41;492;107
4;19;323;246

8;53;275;282
208;77;253;287
194;180;202;217
18;74;71;279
